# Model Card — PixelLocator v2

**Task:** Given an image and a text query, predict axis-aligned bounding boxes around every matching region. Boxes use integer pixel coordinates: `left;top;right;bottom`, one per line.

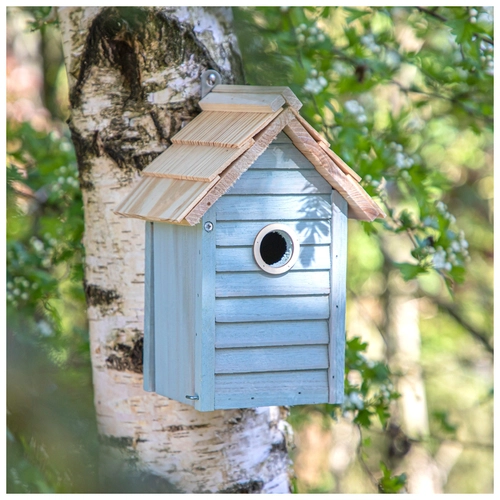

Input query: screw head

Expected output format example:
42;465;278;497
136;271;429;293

204;221;214;232
207;73;216;86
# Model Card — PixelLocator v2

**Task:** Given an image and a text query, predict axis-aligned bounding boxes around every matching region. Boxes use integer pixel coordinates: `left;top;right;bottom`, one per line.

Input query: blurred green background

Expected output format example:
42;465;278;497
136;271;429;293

6;6;493;493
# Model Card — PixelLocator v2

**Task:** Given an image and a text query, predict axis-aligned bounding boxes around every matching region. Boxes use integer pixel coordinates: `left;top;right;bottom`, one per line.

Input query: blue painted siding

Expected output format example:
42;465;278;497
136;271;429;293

213;141;335;409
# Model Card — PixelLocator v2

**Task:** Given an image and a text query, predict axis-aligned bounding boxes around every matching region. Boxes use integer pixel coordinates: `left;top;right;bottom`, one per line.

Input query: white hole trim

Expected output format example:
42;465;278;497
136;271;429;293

253;223;300;275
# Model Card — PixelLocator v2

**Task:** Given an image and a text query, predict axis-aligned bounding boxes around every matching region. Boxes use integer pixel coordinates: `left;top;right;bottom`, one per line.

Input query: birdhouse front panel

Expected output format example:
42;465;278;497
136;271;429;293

115;84;385;412
212;133;344;410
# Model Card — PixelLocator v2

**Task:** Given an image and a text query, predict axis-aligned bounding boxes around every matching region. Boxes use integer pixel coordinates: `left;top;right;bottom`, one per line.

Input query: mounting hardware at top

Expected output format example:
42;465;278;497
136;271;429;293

201;69;222;98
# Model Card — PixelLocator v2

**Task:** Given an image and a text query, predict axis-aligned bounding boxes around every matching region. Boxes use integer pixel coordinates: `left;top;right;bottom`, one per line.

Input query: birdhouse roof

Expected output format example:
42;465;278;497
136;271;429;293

115;85;385;225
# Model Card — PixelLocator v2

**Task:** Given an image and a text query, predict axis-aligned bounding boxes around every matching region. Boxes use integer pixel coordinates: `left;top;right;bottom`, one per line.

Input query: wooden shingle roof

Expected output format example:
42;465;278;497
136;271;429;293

115;85;385;224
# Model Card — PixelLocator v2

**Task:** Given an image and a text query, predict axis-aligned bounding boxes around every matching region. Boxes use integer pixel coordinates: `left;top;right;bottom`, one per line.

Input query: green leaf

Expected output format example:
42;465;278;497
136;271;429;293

344;7;370;25
378;462;407;493
394;263;427;281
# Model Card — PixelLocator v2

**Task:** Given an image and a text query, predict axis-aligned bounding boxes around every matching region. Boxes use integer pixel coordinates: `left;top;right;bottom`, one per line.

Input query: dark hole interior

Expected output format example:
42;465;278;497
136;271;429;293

260;231;287;265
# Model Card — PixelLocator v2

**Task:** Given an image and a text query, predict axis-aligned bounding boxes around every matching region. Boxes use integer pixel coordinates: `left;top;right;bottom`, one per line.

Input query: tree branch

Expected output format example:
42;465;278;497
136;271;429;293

434;299;493;354
416;6;494;46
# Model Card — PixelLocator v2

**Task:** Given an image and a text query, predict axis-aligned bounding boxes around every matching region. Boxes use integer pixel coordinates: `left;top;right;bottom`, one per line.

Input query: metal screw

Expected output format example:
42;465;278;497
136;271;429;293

207;73;216;86
204;221;214;232
186;394;199;401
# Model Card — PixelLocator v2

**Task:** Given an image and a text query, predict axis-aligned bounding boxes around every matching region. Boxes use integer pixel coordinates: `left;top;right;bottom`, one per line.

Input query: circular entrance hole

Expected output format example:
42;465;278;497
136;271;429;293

253;224;299;275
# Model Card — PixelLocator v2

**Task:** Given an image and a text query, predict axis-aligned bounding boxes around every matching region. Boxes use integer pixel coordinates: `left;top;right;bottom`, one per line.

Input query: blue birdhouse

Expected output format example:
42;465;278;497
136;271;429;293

115;85;385;411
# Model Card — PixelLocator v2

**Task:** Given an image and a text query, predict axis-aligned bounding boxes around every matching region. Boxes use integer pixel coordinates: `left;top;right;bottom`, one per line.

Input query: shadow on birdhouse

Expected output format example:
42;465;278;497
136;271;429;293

115;84;385;411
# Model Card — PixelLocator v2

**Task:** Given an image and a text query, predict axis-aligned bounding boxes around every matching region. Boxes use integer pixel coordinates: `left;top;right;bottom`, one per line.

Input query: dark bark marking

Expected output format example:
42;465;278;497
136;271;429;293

149;110;167;141
67;122;97;190
106;337;143;373
270;439;288;454
85;282;121;307
70;7;148;108
164;424;210;432
69;8;235;178
220;480;264;494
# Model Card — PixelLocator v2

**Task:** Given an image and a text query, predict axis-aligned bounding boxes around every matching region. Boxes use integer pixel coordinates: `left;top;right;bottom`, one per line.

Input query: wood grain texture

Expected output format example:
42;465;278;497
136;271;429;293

171;109;282;148
291;107;330;145
216;245;331;272
215;345;329;373
184;107;296;225
143;221;155;392
199;92;285;113
226;169;332;195
329;192;348;404
215;320;329;348
214;370;328;410
318;141;362;182
284;117;385;221
142;141;253;181
216;220;331;246
215;270;330;297
215;295;330;323
215;194;332;221
153;222;201;406
114;176;219;223
212;84;302;111
194;207;217;411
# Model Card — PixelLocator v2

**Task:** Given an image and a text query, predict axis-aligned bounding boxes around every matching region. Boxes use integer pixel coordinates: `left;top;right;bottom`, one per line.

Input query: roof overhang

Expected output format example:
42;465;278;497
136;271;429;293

115;86;386;224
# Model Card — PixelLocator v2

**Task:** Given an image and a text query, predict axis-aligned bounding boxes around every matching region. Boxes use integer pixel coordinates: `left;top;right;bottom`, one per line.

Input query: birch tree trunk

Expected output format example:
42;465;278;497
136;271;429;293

57;7;291;493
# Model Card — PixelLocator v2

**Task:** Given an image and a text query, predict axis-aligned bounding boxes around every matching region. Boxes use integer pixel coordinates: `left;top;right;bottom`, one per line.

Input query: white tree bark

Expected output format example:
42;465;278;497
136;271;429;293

58;7;291;493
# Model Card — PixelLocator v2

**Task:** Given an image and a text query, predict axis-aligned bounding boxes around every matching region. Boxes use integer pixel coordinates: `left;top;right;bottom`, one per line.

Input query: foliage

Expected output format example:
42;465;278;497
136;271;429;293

234;5;493;493
7;120;86;362
7;115;92;489
234;5;492;291
378;462;407;493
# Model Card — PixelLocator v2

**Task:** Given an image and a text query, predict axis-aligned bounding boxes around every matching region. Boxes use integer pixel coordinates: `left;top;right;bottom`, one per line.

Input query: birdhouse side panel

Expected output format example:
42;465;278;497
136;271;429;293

213;142;334;409
329;191;348;404
143;222;155;392
148;221;205;407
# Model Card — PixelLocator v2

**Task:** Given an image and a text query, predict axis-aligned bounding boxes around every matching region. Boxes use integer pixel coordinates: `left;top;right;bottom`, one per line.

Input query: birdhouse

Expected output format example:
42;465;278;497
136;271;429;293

115;84;385;412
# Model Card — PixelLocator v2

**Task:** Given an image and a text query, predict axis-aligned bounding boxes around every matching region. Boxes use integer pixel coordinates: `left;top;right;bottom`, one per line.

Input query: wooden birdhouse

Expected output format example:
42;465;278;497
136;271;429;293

115;84;385;412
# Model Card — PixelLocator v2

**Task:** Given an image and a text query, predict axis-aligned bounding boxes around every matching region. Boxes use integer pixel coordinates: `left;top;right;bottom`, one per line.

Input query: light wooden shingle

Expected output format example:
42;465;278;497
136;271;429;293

184;107;295;225
213;84;302;111
171;109;282;148
199;92;285;113
142;141;253;182
114;176;219;223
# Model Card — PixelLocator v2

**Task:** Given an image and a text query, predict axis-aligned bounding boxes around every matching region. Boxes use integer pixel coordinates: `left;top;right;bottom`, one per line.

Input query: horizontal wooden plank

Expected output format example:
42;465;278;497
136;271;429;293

215;270;330;297
114;176;218;222
216;245;331;272
216;295;330;323
142;141;252;182
215;345;329;374
214;370;328;409
249;144;314;170
199;92;285;113
216;220;331;247
215;194;332;221
215;320;329;348
171;109;282;148
212;84;302;111
226;169;332;195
